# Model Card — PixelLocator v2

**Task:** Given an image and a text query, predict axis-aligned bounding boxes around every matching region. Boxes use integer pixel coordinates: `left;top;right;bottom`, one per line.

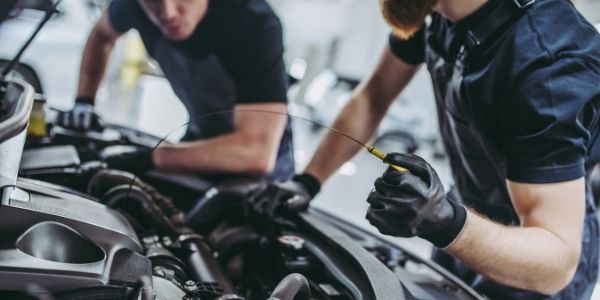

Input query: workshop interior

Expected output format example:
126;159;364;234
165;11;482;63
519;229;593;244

0;0;599;299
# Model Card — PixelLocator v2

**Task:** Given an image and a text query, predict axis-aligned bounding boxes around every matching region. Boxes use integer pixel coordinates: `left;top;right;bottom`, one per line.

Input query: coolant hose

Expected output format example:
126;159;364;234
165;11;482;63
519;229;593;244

102;185;178;237
186;178;267;228
180;235;235;294
88;169;138;197
267;273;311;300
90;169;185;236
91;169;236;294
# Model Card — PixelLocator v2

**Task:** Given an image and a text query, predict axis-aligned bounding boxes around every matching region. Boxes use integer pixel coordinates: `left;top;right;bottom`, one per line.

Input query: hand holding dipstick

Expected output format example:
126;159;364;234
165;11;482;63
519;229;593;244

365;145;408;173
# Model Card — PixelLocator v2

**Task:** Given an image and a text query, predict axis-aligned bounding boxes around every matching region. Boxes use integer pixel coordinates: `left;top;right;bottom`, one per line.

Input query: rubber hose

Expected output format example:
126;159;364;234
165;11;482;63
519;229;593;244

267;273;311;300
181;235;235;294
102;185;178;237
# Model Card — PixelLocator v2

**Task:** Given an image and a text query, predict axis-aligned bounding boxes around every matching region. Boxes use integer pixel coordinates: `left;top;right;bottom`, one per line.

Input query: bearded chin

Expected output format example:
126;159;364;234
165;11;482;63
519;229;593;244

382;0;437;40
391;24;424;40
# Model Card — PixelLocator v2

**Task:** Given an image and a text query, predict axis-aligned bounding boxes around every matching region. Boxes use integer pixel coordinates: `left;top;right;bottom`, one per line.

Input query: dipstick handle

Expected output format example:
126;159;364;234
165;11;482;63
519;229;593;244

366;146;408;173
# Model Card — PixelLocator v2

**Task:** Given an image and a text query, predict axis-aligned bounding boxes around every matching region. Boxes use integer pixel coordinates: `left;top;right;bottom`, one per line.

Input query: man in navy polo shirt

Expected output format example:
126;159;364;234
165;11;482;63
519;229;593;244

260;0;600;298
59;0;295;181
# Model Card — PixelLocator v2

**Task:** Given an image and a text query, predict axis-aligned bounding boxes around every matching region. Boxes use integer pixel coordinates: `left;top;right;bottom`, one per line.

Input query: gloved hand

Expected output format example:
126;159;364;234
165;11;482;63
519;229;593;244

57;97;103;131
249;173;321;217
99;145;155;174
366;153;467;248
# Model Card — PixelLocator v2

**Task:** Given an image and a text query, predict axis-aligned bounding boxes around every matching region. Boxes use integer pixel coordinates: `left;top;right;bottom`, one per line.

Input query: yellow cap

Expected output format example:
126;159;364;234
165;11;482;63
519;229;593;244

366;146;408;173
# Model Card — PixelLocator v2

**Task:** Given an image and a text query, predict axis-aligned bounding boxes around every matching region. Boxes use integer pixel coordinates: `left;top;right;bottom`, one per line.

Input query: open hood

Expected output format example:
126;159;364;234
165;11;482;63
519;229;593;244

1;0;58;23
0;0;19;24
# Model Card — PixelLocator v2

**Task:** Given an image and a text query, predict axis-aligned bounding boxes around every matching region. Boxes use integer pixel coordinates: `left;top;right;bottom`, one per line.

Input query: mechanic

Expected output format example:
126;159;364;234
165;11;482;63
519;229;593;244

253;0;600;298
58;0;295;181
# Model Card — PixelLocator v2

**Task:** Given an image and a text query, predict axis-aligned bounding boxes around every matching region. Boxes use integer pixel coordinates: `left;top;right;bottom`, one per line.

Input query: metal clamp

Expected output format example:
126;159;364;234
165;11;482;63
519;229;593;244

465;31;481;49
513;0;536;9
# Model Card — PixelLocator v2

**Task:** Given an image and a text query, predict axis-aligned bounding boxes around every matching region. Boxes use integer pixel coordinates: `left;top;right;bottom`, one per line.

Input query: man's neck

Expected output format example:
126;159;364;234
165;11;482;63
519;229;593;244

435;0;488;22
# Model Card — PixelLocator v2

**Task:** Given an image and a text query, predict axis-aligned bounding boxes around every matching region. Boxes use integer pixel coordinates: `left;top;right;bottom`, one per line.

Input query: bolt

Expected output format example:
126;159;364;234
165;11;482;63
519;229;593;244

184;280;197;292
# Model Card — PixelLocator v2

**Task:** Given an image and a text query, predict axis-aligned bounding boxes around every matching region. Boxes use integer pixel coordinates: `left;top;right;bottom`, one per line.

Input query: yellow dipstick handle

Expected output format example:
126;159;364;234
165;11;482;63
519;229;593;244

366;146;408;173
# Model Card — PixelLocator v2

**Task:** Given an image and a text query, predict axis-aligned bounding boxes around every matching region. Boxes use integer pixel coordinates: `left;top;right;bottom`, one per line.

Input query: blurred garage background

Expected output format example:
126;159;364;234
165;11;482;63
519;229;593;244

0;0;599;291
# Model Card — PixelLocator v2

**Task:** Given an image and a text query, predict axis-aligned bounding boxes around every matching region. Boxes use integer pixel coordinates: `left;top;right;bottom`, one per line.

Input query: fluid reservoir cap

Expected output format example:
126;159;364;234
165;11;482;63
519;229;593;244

184;280;198;292
278;235;305;251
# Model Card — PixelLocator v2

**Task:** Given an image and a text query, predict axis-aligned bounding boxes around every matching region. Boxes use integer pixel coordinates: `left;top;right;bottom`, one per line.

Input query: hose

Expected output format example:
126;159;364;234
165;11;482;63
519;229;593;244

89;169;185;235
185;178;266;229
208;225;260;265
267;273;311;300
90;170;235;295
180;234;235;294
102;185;178;237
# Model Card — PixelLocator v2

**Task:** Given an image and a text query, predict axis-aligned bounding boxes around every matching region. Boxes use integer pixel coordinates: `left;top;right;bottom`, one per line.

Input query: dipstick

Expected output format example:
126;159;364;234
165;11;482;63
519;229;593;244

365;145;408;173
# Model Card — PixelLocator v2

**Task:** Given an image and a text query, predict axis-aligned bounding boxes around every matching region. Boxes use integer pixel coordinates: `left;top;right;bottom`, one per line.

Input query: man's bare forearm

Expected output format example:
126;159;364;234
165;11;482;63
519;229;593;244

446;211;581;295
154;103;287;174
304;48;421;183
153;131;278;174
77;15;118;100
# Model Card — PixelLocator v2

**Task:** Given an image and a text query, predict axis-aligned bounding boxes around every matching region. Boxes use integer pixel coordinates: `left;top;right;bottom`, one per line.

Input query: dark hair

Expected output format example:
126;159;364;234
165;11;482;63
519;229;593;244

380;0;436;39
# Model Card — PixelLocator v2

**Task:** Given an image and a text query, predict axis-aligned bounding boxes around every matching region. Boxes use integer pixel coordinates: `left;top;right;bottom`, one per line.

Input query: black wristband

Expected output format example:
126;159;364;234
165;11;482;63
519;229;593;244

425;200;467;248
75;96;95;105
139;148;155;171
292;173;321;198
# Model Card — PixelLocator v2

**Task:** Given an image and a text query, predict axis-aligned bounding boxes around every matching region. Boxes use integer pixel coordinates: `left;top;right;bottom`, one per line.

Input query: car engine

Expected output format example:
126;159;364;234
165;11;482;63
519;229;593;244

0;77;490;300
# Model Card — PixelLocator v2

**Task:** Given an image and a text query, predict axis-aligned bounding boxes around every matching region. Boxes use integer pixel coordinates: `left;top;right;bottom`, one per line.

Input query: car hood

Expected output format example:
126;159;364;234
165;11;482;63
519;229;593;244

0;0;19;24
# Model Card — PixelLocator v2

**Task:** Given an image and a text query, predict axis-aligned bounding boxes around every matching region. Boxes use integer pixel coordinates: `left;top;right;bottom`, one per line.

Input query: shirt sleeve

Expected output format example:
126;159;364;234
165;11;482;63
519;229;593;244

221;14;288;104
107;0;138;33
388;25;426;65
499;56;600;183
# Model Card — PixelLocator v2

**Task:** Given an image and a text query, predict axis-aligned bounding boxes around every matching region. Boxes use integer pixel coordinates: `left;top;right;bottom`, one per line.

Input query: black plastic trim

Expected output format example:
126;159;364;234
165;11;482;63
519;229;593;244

300;212;406;300
308;208;486;300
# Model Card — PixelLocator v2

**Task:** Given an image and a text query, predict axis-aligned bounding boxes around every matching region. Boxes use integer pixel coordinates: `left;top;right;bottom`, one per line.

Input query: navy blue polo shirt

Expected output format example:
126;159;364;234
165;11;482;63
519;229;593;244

389;0;600;186
108;0;288;105
389;1;599;297
106;0;295;181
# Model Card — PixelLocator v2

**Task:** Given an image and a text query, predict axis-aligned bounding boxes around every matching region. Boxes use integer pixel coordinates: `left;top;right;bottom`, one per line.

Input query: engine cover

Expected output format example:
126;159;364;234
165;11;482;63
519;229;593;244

0;177;143;292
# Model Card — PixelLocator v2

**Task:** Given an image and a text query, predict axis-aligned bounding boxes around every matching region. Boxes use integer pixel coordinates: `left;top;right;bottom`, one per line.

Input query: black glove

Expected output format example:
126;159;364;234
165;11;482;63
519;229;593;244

100;145;155;174
366;153;467;248
249;173;321;217
57;97;103;131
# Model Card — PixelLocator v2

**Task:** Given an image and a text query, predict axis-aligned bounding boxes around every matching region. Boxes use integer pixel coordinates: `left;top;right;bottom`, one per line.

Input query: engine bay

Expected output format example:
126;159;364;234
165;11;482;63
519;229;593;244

0;78;488;300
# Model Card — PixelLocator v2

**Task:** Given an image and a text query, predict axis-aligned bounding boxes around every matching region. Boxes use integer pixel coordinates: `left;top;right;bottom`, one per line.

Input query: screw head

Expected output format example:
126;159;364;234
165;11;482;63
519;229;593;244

184;280;197;292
